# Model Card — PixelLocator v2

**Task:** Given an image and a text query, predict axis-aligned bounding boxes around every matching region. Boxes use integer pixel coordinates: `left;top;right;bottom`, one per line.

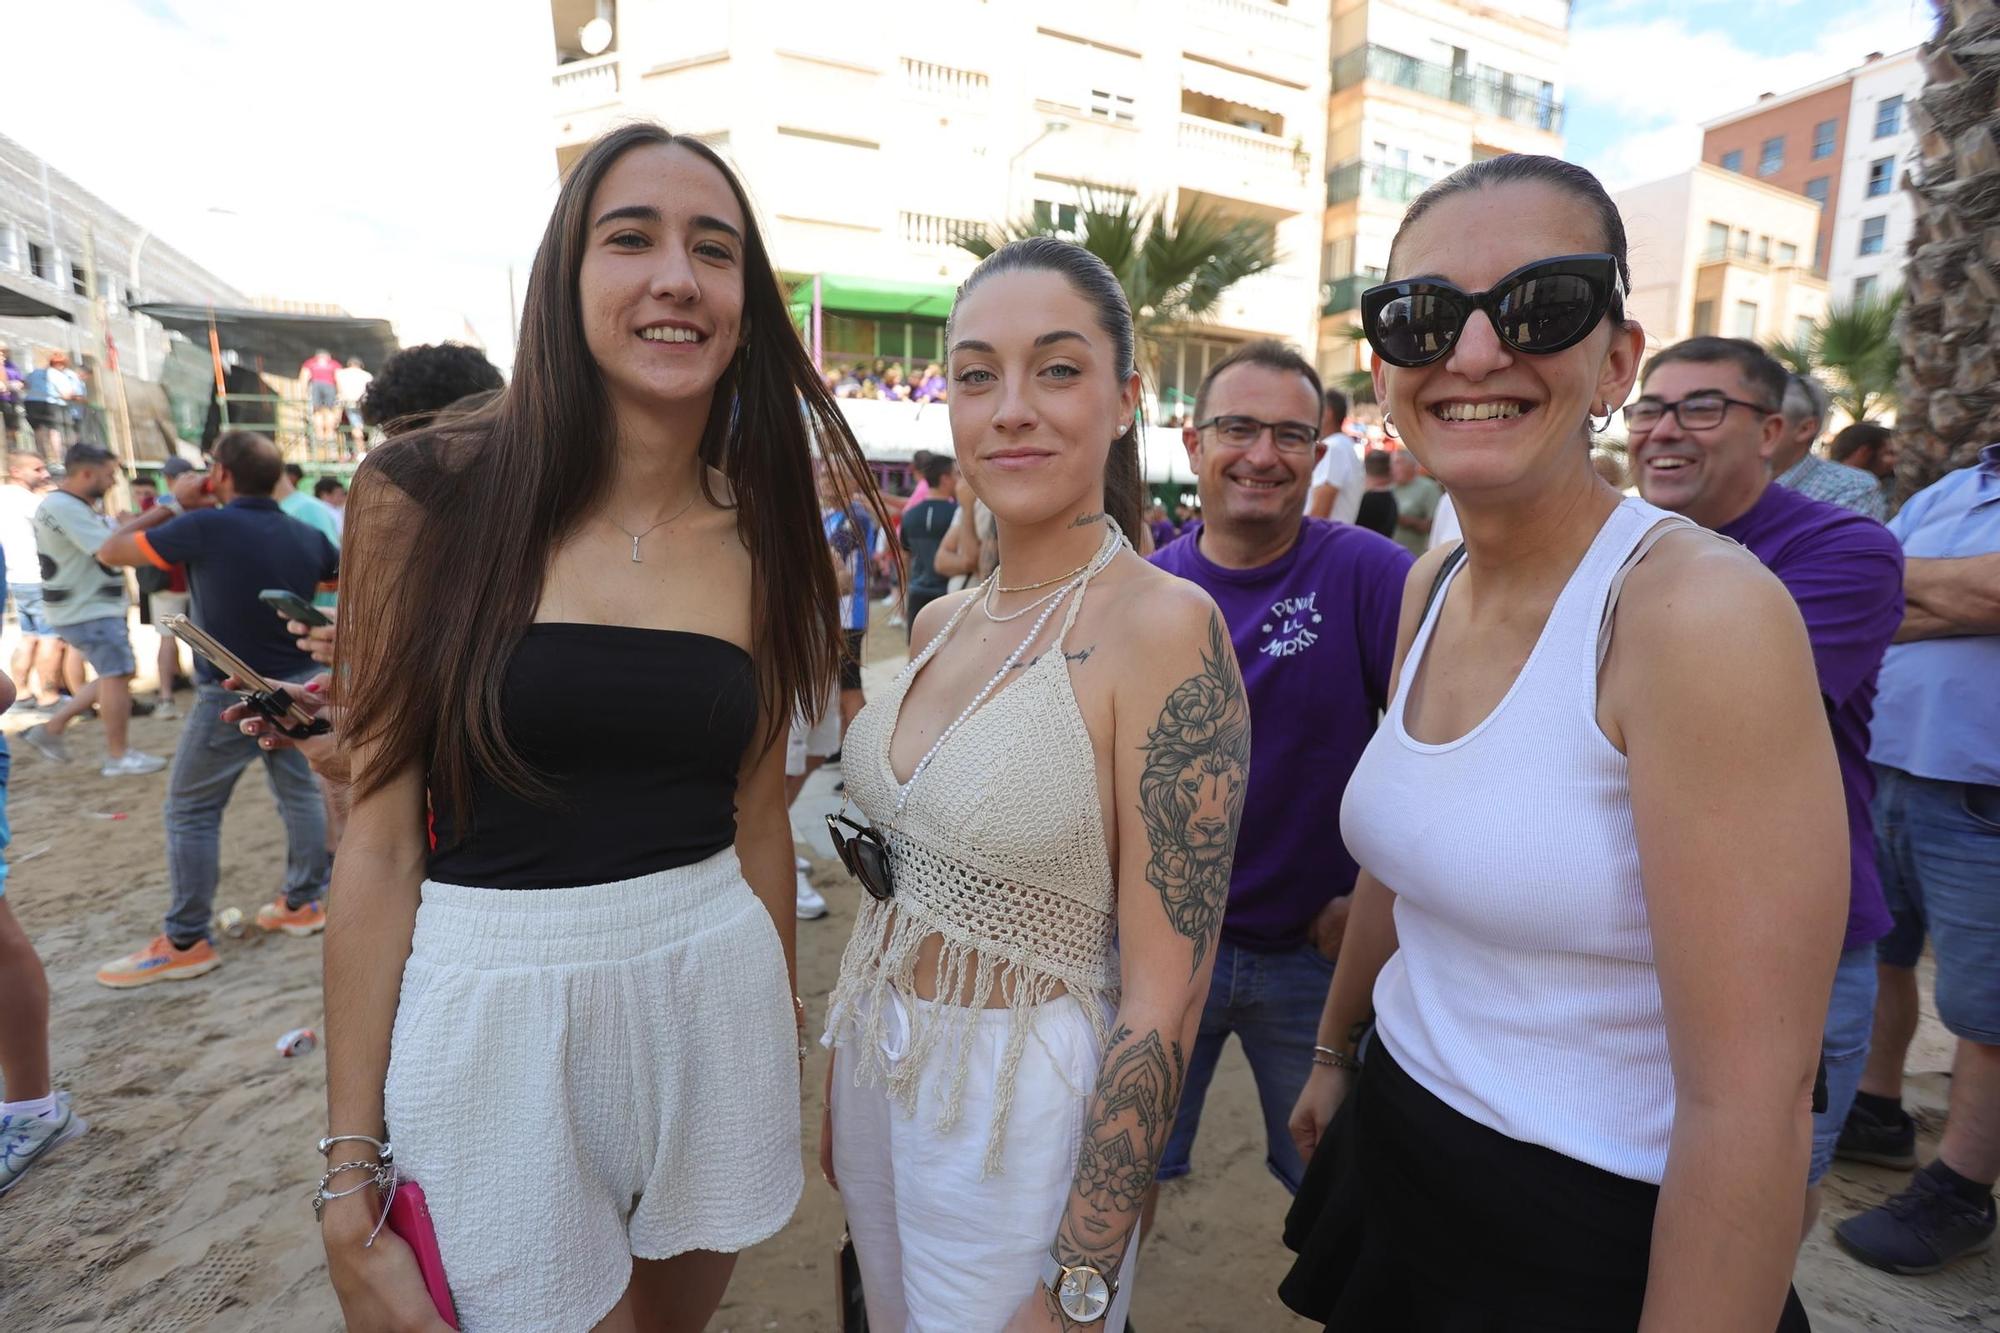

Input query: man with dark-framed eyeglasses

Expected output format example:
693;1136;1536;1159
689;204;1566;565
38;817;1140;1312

1631;336;1907;1247
1146;339;1410;1209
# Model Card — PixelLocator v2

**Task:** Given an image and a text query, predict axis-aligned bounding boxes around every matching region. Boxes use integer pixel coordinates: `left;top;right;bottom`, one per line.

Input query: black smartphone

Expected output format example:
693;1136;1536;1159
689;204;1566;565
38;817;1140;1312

258;588;332;628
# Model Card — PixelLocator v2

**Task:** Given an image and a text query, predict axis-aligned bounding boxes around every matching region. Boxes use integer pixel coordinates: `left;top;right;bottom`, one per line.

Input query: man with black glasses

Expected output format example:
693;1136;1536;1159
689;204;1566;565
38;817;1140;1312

1629;336;1906;1243
1146;340;1410;1203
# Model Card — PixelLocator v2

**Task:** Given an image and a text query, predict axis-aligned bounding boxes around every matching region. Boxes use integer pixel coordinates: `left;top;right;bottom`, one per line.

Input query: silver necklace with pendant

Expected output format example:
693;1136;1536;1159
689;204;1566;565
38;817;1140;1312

611;492;699;563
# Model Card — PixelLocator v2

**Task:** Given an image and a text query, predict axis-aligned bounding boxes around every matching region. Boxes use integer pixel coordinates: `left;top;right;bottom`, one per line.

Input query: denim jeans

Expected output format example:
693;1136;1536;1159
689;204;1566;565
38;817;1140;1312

163;681;328;944
1873;765;2000;1044
1156;939;1335;1194
1809;944;1877;1184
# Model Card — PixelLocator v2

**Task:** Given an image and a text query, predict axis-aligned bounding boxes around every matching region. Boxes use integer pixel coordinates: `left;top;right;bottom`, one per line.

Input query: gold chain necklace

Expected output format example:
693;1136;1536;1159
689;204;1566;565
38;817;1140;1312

993;555;1093;594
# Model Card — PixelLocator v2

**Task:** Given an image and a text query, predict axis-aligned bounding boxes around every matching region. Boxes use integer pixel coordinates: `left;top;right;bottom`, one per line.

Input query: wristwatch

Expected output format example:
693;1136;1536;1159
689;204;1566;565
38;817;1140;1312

1040;1251;1116;1323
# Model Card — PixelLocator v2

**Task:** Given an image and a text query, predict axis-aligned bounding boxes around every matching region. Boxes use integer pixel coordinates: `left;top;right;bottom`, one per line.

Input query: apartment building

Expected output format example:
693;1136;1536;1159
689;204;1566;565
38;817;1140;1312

1829;47;1920;307
1699;46;1921;301
0;131;246;383
1318;0;1569;378
1614;163;1829;352
549;0;1329;413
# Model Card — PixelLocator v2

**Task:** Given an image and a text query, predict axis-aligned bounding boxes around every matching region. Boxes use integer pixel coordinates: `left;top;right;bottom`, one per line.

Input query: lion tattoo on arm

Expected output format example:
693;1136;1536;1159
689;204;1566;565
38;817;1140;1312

1138;612;1251;976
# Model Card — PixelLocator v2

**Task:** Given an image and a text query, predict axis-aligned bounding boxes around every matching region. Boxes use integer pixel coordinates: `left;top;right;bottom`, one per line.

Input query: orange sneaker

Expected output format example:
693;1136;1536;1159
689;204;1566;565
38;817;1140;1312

95;935;222;989
255;896;326;937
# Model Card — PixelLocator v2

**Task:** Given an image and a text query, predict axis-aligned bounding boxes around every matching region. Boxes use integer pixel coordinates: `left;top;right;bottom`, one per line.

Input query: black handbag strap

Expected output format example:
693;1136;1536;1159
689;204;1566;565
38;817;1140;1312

1419;543;1467;623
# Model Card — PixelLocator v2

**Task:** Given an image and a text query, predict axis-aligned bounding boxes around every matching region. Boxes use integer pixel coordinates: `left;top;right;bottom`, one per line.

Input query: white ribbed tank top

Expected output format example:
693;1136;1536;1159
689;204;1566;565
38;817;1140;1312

1343;497;1697;1185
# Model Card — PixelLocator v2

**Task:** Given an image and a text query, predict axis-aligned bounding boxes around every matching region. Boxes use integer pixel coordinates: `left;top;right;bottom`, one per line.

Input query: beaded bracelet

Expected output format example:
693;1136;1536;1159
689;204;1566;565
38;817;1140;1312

1311;1045;1361;1072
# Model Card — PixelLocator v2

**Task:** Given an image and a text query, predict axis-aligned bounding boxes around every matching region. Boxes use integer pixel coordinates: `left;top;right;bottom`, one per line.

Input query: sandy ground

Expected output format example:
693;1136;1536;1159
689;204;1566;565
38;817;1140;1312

0;618;1992;1332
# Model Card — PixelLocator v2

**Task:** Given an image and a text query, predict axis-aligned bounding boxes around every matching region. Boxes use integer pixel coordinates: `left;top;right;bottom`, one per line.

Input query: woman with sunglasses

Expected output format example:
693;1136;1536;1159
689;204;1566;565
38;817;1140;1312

318;124;880;1331
820;237;1250;1332
1279;155;1842;1330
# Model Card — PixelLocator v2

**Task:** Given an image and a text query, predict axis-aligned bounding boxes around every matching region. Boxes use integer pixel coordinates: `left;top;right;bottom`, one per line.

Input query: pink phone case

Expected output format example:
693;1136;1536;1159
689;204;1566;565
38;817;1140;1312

385;1179;460;1329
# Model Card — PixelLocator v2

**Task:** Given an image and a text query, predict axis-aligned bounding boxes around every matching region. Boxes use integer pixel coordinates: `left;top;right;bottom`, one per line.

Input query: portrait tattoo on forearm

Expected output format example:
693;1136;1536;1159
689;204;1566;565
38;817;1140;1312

1138;613;1250;976
1054;1025;1187;1277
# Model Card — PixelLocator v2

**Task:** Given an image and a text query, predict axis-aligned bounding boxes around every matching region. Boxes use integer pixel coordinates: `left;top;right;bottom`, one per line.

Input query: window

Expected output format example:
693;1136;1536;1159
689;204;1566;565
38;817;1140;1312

1706;220;1731;257
1733;300;1759;337
27;241;47;281
1804;176;1830;206
70;263;86;297
1737;227;1751;254
1033;199;1079;236
1854;275;1878;304
1812;119;1837;159
1720;149;1744;174
1874;95;1903;139
1089;86;1136;123
1859;215;1887;256
1757;234;1771;261
1866;157;1894;197
0;221;15;271
1692;300;1716;336
1778;241;1799;266
1758;135;1785;176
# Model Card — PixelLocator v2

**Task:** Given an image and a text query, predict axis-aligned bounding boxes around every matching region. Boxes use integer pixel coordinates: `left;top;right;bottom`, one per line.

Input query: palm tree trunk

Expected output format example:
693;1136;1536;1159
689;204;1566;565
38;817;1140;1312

1895;1;2000;500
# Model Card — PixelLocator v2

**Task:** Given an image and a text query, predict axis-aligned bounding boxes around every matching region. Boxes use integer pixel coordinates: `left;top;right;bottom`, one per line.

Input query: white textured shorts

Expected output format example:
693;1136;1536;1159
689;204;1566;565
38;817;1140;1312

384;847;803;1332
830;987;1138;1333
786;690;841;777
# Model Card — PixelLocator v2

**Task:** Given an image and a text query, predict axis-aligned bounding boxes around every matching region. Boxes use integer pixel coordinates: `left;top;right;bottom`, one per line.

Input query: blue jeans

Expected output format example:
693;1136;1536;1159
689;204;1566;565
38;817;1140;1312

1809;945;1877;1184
163;681;327;944
1873;765;2000;1044
1156;940;1334;1194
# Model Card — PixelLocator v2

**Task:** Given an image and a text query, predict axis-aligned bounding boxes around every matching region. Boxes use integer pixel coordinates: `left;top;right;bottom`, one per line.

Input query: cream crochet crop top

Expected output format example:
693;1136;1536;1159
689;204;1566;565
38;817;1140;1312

824;525;1123;1174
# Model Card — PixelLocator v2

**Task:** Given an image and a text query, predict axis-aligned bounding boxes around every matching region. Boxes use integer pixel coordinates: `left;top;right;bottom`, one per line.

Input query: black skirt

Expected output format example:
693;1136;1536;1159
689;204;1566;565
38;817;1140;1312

1279;1036;1811;1332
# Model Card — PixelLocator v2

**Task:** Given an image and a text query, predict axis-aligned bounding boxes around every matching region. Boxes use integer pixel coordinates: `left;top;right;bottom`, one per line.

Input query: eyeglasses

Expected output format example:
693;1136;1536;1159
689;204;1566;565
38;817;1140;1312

1622;393;1779;433
1360;254;1622;368
1194;415;1321;453
825;813;894;901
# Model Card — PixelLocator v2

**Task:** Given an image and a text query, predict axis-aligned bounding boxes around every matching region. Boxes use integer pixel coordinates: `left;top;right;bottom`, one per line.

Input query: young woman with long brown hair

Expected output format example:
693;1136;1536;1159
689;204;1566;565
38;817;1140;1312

315;123;880;1332
820;238;1250;1332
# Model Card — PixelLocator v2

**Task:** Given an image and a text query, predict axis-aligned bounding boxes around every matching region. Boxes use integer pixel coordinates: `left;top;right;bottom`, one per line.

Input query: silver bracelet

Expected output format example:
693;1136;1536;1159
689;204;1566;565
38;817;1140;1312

312;1160;394;1222
318;1133;390;1160
1311;1045;1360;1072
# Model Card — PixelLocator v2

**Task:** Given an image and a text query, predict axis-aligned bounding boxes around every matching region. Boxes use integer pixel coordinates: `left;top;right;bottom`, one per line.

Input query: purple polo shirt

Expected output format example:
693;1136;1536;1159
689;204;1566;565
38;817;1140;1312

1718;483;1904;952
1151;518;1410;951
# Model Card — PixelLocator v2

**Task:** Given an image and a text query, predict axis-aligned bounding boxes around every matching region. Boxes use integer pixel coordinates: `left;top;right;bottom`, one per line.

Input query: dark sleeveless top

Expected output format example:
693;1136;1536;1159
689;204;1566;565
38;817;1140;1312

426;624;757;890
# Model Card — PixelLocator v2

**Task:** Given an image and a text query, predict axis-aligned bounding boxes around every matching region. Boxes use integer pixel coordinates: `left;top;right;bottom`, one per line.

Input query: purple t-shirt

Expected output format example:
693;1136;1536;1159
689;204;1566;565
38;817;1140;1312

1718;483;1903;953
1151;518;1410;951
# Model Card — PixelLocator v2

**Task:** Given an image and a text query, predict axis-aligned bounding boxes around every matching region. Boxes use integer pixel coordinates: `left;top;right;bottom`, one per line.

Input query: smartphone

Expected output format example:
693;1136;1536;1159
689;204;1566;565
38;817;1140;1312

258;588;332;628
161;615;328;738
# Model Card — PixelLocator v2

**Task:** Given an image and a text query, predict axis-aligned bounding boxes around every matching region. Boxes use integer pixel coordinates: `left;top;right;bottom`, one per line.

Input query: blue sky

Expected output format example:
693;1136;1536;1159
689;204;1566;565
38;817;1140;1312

1564;0;1935;190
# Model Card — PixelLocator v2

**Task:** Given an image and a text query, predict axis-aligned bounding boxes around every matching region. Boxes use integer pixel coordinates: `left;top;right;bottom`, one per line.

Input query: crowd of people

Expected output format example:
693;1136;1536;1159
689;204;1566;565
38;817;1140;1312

0;121;1991;1333
827;358;950;403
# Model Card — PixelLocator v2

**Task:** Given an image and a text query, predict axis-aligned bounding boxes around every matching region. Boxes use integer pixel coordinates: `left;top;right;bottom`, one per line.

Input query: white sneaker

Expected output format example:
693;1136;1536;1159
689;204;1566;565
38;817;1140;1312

796;856;811;873
101;750;167;777
154;699;179;720
796;873;829;920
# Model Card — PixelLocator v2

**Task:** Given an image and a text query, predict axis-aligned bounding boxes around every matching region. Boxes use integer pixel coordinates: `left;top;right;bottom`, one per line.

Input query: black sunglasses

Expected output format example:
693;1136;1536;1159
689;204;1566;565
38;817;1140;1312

1360;253;1621;369
825;813;894;902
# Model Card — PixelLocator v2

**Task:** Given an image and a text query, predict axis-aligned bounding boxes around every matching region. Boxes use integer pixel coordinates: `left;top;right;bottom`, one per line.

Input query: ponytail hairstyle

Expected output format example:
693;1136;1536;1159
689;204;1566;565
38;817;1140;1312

948;237;1145;541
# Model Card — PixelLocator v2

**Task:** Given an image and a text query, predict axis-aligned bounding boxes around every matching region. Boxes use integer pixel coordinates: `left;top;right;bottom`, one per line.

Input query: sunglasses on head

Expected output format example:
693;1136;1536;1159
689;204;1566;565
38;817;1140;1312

1360;254;1622;369
825;813;894;902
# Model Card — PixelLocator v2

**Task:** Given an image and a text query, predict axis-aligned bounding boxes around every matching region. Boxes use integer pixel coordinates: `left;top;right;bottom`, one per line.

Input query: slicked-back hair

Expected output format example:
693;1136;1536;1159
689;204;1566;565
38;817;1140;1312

1642;337;1789;413
1192;339;1324;425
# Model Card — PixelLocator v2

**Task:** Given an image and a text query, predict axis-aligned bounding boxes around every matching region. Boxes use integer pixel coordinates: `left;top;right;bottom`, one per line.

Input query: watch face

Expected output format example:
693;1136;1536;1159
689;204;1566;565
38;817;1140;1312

1058;1267;1111;1322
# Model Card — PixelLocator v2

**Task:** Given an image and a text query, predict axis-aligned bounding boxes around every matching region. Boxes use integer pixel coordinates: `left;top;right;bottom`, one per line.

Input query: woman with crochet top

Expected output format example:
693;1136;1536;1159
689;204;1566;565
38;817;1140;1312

819;237;1250;1333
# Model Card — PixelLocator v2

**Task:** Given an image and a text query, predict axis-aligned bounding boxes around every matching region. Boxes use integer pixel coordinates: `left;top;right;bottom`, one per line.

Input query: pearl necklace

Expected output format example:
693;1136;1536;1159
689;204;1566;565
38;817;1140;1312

894;525;1123;815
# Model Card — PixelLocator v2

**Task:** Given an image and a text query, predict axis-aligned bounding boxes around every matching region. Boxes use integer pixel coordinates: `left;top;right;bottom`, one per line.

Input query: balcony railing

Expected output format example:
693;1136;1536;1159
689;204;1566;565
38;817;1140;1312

1178;115;1307;187
1321;270;1384;315
552;54;620;113
1332;44;1563;134
1194;0;1316;44
1326;159;1435;206
900;212;987;248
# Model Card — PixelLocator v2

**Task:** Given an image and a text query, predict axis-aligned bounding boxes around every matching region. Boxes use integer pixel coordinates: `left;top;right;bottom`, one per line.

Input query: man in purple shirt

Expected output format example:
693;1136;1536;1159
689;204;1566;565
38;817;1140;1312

1630;337;1905;1239
1147;340;1410;1197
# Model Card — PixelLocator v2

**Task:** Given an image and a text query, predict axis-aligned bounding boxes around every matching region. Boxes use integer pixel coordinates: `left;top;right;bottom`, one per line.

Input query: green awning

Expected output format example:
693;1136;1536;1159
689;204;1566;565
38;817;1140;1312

787;274;957;322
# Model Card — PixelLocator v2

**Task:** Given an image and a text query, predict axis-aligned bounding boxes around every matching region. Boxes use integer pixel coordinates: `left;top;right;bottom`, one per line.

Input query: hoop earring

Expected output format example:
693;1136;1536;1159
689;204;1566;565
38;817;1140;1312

1588;404;1613;434
1381;412;1400;440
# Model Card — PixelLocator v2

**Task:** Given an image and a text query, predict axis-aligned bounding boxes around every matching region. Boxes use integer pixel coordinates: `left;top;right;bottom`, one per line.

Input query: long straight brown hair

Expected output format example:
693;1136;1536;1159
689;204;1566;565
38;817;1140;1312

336;123;886;824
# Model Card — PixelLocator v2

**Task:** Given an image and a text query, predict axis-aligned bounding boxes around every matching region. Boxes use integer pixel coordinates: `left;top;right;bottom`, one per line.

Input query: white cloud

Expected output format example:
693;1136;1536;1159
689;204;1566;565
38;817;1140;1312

8;0;560;366
1566;3;1934;191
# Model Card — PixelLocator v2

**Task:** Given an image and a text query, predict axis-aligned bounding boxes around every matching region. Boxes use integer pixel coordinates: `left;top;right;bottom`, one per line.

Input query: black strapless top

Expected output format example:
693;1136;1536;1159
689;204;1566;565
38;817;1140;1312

426;624;757;890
